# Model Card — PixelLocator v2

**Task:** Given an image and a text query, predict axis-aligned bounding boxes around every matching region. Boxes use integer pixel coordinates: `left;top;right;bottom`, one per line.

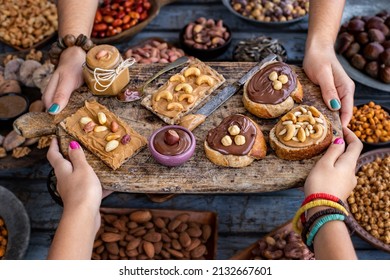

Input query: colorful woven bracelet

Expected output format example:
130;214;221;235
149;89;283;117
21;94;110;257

292;199;349;233
306;214;345;247
301;208;345;244
49;34;95;66
300;193;348;224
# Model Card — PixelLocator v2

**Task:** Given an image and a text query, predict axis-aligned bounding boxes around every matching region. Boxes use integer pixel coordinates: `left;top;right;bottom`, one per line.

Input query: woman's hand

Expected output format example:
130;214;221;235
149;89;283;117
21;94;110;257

304;127;363;201
43;47;86;115
303;46;355;127
47;138;102;211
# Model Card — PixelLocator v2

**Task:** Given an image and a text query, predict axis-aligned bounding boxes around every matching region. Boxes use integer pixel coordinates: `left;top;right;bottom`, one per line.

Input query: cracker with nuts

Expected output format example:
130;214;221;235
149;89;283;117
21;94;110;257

60;100;147;170
141;58;225;125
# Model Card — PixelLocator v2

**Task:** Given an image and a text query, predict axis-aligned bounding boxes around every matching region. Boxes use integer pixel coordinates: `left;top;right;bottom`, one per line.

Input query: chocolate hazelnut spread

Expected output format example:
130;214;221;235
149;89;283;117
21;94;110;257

206;115;256;155
153;128;192;156
0;94;27;119
246;61;297;104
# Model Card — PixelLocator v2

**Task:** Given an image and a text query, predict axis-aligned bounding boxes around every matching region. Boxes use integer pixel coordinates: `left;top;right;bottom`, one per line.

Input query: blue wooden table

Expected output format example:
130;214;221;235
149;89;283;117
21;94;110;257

0;0;389;260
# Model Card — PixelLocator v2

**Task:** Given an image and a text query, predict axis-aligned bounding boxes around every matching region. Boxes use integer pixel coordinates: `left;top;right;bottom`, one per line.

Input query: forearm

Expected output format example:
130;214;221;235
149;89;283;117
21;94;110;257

47;205;100;260
306;0;346;48
313;220;357;260
58;0;98;37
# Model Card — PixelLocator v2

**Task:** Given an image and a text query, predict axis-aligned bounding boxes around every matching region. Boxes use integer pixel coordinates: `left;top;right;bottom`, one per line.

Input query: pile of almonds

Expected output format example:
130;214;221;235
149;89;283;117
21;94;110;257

92;210;214;260
336;11;390;83
182;18;230;50
251;228;314;260
92;0;152;38
0;216;7;259
80;112;130;153
124;39;185;64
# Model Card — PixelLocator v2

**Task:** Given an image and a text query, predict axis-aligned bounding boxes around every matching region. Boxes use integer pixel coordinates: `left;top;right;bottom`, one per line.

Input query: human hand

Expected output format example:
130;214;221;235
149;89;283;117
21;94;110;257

47;138;102;211
43;47;86;115
303;46;355;127
304;127;363;201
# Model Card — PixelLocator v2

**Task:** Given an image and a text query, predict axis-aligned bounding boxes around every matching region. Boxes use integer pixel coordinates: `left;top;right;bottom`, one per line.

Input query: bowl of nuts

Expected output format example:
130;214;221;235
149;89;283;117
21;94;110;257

348;101;390;148
223;0;309;26
179;18;232;60
347;148;390;253
0;185;30;259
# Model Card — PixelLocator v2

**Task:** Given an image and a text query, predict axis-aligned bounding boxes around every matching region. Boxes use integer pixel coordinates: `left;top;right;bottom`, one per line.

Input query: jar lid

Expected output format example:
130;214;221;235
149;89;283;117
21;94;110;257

86;44;121;70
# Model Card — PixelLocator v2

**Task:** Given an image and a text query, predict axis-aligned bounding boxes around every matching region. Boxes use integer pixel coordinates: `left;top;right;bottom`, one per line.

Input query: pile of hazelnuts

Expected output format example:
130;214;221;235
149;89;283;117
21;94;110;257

336;11;390;83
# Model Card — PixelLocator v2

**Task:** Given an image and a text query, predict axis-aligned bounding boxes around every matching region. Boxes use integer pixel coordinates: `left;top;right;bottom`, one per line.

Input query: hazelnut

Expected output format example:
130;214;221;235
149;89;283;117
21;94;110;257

364;61;379;78
336;32;354;54
278;74;288;84
347;19;365;33
234;135;246;146
228;125;240;136
363;42;384;60
344;42;361;58
379;49;390;66
221;135;232;147
350;54;366;70
355;32;369;45
379;66;390;83
367;28;385;43
273;80;283;90
268;71;278;81
164;129;180;145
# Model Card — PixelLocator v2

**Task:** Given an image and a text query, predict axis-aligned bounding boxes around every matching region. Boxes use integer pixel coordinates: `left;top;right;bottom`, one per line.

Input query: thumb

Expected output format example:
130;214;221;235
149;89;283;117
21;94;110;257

317;137;345;167
317;71;341;112
68;141;89;170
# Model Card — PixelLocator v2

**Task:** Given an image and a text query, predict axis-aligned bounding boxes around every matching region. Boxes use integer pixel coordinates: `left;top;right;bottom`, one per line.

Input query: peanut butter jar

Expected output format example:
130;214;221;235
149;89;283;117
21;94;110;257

83;44;131;96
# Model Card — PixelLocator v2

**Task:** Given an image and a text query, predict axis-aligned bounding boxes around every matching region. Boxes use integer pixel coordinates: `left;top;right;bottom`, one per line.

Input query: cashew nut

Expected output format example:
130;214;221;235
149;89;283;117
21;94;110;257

167;102;184;111
184;67;201;77
178;93;195;104
297;127;306;143
175;83;193;94
308;106;321;117
310;124;324;139
155;90;173;102
298;115;316;125
195;75;214;86
281;112;297;123
283;124;296;141
169;74;186;83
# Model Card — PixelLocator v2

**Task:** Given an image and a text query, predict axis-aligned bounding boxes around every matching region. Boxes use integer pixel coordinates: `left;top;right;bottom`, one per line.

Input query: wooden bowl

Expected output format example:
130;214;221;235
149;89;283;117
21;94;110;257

92;0;177;45
348;148;390;253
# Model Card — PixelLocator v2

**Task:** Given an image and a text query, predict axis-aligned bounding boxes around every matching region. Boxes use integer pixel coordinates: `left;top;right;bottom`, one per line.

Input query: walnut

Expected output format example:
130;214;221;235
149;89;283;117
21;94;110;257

0;147;6;158
37;135;53;149
12;147;31;158
25;49;43;62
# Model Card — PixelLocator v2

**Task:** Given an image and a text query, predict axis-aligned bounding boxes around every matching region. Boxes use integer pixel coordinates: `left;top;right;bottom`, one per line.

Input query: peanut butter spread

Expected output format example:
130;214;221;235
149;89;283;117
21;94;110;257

246;61;297;104
275;105;328;148
206;114;257;156
61;100;147;170
151;59;225;119
153;128;192;156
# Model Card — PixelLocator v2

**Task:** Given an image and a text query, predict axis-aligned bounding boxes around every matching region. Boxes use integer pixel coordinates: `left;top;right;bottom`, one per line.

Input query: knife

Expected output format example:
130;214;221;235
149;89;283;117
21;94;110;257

179;54;277;131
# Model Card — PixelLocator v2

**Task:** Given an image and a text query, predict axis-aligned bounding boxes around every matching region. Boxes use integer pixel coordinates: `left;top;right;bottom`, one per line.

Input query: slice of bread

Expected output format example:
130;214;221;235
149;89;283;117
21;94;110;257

243;61;303;119
269;105;333;160
204;114;267;167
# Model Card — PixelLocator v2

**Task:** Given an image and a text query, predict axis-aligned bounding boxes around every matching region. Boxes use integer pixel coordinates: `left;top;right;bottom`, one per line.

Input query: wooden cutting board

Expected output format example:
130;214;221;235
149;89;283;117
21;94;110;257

24;62;343;194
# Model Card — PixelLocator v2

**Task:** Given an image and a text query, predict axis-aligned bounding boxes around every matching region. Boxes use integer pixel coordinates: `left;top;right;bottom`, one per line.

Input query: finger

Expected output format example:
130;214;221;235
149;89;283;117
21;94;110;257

336;128;363;167
47;138;67;169
339;92;354;127
333;66;355;127
317;68;341;112
68;140;89;170
316;137;345;167
48;74;76;115
42;72;59;109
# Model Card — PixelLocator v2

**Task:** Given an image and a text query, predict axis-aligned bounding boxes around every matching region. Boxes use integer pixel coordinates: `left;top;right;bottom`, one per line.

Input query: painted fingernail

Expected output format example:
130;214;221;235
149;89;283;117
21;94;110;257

48;103;60;114
69;141;80;150
330;99;341;110
333;137;344;145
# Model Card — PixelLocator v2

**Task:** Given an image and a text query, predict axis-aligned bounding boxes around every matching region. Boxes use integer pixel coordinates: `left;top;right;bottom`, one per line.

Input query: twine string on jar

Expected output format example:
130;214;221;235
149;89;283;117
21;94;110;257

89;57;136;92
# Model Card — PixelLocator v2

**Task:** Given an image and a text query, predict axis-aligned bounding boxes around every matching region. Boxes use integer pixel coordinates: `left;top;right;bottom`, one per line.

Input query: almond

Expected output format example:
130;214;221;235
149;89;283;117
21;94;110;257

190;244;206;258
105;242;119;255
167;248;184;259
93;239;103;249
126;238;141;251
202;224;212;241
175;213;190;222
168;219;182;231
113;219;127;232
130;210;152;223
125;249;139;258
160;249;170;259
185;238;201;252
101;232;121;243
172;239;182;250
143;241;155;258
187;226;202;238
175;222;188;233
154;241;163;255
154;217;166;229
103;214;118;224
143;232;162;243
179;231;192;248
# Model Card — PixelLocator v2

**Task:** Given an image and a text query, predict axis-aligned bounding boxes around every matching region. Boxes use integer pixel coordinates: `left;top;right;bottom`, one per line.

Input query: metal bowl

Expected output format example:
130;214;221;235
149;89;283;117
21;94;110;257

0;186;30;259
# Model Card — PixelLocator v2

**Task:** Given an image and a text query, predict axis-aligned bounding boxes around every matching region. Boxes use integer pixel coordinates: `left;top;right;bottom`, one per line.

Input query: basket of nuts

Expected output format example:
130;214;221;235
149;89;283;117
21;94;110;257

348;101;390;148
230;221;314;260
347;148;390;253
92;207;218;260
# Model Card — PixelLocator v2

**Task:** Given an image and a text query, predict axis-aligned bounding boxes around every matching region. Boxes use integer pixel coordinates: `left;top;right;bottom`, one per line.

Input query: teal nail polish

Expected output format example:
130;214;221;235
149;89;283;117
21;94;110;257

330;99;341;110
48;103;60;114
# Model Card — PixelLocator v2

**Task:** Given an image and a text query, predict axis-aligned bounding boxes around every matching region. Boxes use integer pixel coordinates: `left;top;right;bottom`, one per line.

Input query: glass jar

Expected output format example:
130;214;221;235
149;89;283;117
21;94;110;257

83;44;130;96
